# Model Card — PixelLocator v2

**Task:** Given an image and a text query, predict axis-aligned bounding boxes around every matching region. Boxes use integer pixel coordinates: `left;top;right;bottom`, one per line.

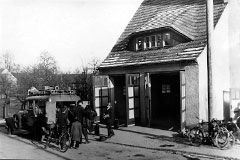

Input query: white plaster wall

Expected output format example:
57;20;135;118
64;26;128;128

197;47;208;122
197;2;234;121
228;0;240;89
211;3;230;120
227;0;240;119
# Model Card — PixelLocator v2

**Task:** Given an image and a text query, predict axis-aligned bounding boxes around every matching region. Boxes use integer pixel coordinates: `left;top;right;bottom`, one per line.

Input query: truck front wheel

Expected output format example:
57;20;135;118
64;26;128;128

13;114;22;129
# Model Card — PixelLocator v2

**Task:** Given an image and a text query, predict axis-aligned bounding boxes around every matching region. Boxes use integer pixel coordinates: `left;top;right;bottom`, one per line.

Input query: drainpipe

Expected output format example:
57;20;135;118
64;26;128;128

207;0;214;122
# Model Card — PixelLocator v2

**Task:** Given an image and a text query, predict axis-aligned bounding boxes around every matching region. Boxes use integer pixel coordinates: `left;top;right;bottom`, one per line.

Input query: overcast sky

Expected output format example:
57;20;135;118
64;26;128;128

0;0;142;72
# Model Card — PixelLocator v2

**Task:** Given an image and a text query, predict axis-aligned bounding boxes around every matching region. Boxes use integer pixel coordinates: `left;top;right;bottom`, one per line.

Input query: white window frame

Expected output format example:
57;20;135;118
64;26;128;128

144;36;151;49
151;35;156;48
136;37;143;51
163;33;171;47
135;32;172;51
156;34;163;48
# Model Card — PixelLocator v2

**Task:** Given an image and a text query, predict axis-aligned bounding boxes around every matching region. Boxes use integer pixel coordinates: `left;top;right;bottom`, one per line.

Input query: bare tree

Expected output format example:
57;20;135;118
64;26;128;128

37;52;58;87
88;57;101;75
2;52;14;72
16;52;58;96
73;61;94;102
0;52;21;73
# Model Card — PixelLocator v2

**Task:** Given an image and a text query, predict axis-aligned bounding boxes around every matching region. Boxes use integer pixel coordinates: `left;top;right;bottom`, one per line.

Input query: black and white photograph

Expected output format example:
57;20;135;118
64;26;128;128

0;0;240;159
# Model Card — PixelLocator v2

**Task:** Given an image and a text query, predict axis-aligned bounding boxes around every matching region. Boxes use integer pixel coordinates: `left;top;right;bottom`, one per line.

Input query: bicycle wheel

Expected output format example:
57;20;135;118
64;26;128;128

215;129;229;149
221;132;235;150
188;127;204;146
45;133;52;149
58;132;71;152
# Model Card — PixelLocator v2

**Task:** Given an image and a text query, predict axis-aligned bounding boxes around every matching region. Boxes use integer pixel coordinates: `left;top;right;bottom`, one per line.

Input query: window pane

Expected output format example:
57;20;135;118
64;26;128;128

103;77;108;86
128;87;134;97
134;86;139;97
163;33;171;47
129;109;134;119
102;87;109;96
157;34;162;47
151;36;156;47
95;88;101;96
162;84;171;94
95;97;100;107
129;98;134;109
145;37;150;49
128;74;140;85
102;97;109;106
136;38;143;51
94;76;108;87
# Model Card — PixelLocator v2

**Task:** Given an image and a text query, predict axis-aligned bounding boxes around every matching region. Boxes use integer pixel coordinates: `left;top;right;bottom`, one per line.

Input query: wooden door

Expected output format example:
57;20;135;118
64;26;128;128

93;75;110;122
180;71;186;130
126;74;140;125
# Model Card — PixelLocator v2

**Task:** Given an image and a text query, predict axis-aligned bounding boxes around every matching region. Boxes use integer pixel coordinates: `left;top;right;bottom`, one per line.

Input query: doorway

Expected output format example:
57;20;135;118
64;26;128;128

150;72;180;131
112;75;126;125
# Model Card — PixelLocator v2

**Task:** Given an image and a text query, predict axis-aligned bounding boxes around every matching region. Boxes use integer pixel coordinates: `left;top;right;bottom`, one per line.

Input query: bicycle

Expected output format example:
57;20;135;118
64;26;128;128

44;123;71;152
217;120;238;149
188;118;233;149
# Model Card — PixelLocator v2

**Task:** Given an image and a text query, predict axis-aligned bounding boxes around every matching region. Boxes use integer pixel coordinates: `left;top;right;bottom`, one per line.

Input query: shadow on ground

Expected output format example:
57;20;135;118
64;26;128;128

117;127;190;146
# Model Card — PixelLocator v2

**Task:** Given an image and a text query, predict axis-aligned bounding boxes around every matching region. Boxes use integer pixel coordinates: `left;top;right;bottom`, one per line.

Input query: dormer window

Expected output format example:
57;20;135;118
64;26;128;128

135;32;172;51
130;29;190;52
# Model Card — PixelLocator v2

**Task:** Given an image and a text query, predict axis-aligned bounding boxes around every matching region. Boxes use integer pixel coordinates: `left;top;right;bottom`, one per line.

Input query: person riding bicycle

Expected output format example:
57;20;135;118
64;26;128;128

56;104;70;150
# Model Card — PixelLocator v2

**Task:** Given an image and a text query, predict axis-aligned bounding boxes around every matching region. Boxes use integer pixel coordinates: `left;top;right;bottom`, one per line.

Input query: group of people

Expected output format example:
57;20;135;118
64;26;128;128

34;100;115;149
57;101;115;148
69;100;91;148
56;100;97;149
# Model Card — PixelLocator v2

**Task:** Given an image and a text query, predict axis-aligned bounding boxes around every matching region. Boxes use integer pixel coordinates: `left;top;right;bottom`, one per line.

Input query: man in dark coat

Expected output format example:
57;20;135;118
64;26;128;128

5;117;15;135
33;108;47;141
56;105;69;150
103;102;114;138
85;105;97;132
74;100;89;144
68;105;75;128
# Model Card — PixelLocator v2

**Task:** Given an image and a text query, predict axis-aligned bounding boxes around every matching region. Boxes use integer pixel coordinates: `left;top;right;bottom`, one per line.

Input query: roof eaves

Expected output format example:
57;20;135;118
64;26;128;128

99;57;198;69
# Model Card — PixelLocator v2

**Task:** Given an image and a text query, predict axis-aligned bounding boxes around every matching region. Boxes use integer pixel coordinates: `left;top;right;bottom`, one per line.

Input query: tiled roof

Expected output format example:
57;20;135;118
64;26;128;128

99;0;227;69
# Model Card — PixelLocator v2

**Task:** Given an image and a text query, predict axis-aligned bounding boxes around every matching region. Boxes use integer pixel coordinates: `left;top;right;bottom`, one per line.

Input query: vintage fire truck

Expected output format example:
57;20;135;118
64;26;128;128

10;86;80;134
